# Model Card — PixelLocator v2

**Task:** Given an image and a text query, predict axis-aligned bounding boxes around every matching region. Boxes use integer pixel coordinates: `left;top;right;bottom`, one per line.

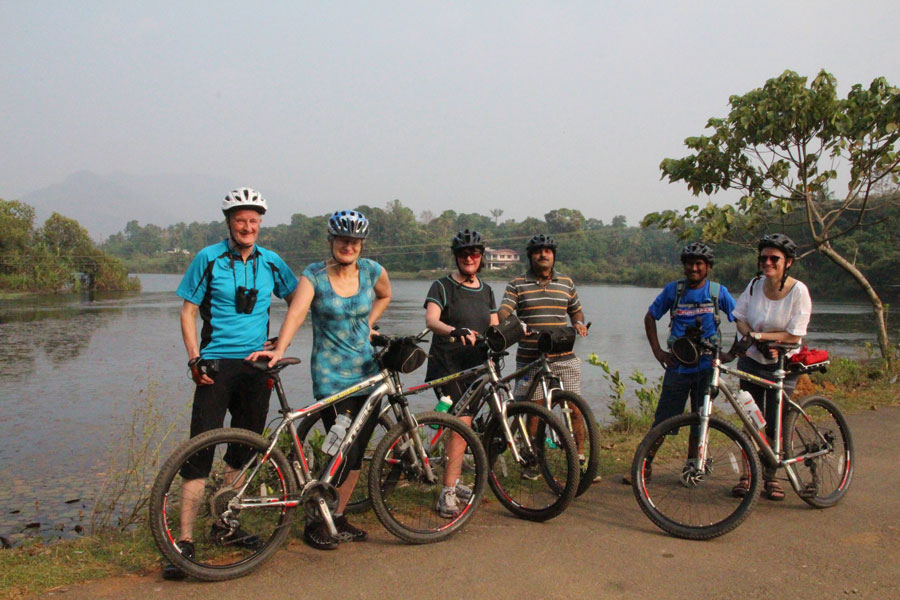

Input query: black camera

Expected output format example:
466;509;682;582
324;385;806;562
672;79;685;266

235;286;258;314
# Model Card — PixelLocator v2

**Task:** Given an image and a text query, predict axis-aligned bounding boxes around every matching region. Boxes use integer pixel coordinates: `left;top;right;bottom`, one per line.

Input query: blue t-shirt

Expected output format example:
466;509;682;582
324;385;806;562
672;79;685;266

304;258;384;399
177;240;298;359
648;280;736;374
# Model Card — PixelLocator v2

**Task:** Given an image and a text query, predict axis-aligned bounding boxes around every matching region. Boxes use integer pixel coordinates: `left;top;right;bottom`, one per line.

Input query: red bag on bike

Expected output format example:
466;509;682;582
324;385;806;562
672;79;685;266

789;346;829;366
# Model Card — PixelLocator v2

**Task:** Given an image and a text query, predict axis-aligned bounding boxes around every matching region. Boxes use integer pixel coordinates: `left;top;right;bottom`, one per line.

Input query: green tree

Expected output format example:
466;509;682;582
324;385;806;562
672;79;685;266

544;208;586;233
649;70;900;361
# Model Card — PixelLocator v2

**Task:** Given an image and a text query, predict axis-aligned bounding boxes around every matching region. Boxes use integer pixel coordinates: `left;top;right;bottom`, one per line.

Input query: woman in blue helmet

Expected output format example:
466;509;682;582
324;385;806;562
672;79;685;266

249;209;391;550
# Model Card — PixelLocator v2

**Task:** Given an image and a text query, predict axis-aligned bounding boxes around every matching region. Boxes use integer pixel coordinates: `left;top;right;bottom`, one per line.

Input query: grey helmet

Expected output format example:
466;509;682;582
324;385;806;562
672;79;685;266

680;241;715;266
327;210;369;239
525;234;558;255
222;188;267;215
758;233;797;259
451;229;486;253
753;233;797;293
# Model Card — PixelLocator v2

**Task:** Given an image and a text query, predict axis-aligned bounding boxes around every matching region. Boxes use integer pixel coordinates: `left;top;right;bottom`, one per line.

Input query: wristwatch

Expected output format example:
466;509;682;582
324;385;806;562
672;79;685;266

750;332;762;341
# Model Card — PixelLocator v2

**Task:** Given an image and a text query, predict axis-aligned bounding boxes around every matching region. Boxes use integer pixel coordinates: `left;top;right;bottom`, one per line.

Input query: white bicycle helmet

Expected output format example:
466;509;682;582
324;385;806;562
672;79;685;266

222;188;267;215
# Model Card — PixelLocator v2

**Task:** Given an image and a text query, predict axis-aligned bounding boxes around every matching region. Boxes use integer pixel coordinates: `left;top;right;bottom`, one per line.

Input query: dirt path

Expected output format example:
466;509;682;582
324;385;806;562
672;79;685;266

41;406;900;599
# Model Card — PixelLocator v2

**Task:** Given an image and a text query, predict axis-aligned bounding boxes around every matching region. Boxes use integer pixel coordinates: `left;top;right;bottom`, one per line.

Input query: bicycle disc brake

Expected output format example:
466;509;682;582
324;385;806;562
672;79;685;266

679;459;710;488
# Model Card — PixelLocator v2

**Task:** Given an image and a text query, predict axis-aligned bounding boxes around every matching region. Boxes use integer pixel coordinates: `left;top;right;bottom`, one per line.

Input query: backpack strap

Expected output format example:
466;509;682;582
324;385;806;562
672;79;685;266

668;279;686;327
667;279;722;347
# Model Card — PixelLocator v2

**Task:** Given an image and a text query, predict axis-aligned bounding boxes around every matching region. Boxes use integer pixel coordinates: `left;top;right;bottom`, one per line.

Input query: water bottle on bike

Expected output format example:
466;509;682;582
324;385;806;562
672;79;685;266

322;411;352;455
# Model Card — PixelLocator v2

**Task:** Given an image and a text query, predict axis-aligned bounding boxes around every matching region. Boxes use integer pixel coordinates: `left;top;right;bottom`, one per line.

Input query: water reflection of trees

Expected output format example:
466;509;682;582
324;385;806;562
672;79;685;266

0;304;117;369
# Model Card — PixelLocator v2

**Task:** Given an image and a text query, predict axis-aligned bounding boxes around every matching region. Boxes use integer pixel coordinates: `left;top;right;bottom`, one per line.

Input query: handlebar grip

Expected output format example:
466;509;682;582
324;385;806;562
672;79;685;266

370;333;390;347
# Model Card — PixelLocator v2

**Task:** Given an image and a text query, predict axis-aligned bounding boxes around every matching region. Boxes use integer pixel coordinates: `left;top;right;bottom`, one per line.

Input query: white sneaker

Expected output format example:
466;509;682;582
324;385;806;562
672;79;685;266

454;482;473;502
436;488;460;518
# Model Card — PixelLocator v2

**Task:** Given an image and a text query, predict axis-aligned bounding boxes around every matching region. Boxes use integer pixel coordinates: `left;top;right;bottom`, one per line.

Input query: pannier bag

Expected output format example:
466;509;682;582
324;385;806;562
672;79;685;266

537;327;577;355
381;338;428;374
485;313;525;352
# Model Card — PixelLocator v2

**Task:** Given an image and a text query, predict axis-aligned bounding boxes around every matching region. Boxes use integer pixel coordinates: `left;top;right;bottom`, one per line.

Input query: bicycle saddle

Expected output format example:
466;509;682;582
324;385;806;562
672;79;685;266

243;357;302;374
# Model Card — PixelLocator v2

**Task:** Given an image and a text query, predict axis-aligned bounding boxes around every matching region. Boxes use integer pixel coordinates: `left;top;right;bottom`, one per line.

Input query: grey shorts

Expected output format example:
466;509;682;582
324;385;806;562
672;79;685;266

514;356;582;401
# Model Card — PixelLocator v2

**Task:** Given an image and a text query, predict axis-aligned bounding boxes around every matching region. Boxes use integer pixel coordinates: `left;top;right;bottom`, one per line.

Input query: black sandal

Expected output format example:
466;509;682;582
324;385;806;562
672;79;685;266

731;476;751;498
763;479;785;501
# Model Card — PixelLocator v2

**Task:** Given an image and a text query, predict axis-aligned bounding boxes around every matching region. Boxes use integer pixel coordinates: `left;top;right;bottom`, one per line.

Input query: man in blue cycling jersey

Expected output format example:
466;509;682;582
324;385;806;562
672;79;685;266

644;243;736;430
162;188;298;580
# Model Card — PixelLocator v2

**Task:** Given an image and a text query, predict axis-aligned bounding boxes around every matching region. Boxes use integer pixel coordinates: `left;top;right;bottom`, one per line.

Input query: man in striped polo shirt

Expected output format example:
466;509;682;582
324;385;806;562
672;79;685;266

498;234;589;400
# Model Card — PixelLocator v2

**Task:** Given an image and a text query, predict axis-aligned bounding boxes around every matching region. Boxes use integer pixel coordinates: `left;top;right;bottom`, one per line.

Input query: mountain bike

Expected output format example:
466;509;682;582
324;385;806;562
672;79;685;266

630;336;853;540
148;331;488;581
310;323;600;517
402;331;596;521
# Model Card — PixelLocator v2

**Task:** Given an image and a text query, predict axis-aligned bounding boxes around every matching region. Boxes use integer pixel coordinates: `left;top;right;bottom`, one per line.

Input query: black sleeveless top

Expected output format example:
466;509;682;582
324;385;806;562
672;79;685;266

423;275;496;381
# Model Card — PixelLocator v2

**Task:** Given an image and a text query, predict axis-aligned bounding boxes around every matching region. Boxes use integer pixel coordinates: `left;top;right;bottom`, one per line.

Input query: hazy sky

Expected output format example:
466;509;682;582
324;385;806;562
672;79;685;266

3;1;900;226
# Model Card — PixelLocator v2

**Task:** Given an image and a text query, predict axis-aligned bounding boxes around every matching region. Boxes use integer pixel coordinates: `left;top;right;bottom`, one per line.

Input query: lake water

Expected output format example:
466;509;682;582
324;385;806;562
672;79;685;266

0;274;885;544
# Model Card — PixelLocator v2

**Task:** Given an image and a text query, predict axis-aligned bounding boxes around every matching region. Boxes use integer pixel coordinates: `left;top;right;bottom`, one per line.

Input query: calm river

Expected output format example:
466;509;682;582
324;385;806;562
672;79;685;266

0;274;883;544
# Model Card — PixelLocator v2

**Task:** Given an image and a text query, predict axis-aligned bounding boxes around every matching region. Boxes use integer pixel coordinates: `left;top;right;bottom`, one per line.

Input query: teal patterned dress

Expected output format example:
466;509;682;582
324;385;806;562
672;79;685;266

303;258;383;399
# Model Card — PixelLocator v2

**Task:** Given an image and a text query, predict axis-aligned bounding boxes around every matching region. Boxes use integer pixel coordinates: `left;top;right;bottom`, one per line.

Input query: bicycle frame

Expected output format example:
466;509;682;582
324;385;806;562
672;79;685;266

225;364;436;536
695;348;832;494
402;349;565;464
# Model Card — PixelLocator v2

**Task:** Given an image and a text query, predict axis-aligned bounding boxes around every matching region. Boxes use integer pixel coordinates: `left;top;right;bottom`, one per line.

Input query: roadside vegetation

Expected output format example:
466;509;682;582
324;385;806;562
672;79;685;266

1;352;896;599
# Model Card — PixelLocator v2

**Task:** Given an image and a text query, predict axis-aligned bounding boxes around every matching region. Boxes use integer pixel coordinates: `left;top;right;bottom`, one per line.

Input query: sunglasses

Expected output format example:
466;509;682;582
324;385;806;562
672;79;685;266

457;249;483;259
758;255;782;264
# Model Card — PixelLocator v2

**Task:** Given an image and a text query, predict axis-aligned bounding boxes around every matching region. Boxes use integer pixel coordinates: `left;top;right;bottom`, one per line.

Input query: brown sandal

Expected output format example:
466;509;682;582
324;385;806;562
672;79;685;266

764;479;785;501
731;476;751;498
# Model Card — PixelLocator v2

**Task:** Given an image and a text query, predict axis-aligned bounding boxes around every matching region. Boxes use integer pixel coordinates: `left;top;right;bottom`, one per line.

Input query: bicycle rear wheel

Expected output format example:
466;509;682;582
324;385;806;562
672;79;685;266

149;428;297;581
784;395;854;508
631;414;760;540
483;402;579;521
296;410;394;514
369;411;487;543
547;390;601;496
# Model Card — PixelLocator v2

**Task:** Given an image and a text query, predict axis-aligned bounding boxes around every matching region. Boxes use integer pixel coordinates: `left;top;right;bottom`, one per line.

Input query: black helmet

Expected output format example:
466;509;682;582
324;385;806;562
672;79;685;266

758;233;797;259
526;234;557;255
680;241;714;266
451;229;486;253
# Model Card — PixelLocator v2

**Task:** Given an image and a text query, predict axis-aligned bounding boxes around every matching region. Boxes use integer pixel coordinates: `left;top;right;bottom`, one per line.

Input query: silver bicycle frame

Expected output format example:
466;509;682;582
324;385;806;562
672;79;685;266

699;354;819;493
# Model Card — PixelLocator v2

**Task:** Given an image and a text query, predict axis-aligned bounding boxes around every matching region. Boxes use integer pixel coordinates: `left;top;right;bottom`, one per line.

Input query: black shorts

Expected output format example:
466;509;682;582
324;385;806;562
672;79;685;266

179;359;273;480
426;348;483;417
737;356;799;442
319;395;382;487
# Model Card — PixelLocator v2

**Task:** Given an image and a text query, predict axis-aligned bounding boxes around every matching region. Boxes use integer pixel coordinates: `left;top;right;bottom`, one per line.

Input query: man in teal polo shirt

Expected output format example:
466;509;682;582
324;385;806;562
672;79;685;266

162;188;298;580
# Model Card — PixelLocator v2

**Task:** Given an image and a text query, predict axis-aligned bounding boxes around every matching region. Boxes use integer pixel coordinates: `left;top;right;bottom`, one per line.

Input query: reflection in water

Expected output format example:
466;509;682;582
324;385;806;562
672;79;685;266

0;276;890;545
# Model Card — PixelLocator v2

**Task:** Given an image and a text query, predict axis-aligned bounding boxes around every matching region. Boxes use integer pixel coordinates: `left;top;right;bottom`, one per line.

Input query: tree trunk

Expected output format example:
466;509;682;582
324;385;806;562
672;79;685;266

817;244;892;364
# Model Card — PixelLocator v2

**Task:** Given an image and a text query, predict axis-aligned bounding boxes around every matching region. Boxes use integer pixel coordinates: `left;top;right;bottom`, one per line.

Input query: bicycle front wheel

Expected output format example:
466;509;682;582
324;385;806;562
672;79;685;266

296;410;394;515
149;428;297;581
547;390;601;496
369;411;487;544
631;414;760;540
783;395;854;508
483;402;579;521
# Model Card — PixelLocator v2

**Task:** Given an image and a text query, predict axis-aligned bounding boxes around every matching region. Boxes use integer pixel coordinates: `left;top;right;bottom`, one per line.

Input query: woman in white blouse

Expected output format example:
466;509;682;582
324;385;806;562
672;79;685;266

732;233;812;501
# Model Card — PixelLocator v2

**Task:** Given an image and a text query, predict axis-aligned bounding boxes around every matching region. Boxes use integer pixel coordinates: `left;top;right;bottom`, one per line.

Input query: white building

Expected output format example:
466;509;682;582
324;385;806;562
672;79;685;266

484;247;521;270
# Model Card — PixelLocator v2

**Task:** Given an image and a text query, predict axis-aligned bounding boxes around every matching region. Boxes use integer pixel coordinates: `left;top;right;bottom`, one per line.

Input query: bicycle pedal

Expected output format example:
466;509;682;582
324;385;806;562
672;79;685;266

798;484;818;498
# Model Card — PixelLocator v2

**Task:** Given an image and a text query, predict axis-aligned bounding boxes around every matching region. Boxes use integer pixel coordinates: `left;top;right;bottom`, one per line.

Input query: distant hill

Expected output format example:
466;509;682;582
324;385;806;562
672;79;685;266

20;171;292;241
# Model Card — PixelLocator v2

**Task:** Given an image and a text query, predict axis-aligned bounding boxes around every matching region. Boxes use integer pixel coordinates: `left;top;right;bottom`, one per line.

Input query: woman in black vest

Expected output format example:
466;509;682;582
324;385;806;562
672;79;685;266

423;229;498;518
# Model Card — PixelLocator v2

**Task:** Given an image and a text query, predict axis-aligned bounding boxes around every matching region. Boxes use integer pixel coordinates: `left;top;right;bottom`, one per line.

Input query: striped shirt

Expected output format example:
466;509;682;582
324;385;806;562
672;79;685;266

500;269;583;362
